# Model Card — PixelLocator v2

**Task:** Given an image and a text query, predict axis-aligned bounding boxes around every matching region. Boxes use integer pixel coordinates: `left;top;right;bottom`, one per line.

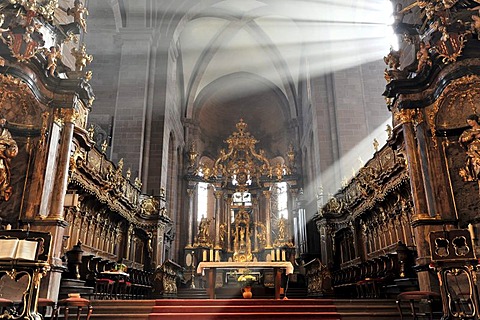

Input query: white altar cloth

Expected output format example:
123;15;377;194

197;261;294;275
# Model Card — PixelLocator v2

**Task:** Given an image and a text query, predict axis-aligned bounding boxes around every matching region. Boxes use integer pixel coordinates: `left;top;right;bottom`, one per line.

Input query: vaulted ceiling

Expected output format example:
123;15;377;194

87;0;393;158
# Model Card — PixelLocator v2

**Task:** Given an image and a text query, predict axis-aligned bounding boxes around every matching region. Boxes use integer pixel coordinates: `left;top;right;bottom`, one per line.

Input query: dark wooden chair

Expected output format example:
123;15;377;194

396;291;442;320
38;298;58;319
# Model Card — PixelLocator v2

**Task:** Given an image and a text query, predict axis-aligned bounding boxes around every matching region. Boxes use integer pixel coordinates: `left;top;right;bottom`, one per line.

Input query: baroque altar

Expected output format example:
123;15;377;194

184;120;303;286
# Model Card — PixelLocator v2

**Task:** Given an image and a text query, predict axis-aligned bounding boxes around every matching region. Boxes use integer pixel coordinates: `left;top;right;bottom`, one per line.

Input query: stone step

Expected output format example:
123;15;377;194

148;312;341;320
154;298;336;306
79;298;411;320
151;305;337;313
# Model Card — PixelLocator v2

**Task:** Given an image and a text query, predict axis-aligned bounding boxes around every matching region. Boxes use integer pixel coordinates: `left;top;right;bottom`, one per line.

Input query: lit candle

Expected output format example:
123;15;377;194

202;250;207;261
271;249;275;261
276;249;280;261
468;223;476;241
215;250;220;262
210;249;213;261
281;250;286;261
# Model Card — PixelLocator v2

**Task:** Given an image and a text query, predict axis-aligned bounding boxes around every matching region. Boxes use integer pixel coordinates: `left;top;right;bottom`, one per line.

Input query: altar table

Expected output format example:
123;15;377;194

197;261;294;299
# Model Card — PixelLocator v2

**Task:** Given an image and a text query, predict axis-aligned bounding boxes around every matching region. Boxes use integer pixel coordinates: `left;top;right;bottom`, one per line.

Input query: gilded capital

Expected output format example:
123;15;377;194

262;190;271;199
394;108;416;125
60;108;79;123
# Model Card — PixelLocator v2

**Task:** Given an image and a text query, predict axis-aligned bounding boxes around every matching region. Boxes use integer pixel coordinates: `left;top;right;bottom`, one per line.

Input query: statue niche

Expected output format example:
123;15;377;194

233;209;253;262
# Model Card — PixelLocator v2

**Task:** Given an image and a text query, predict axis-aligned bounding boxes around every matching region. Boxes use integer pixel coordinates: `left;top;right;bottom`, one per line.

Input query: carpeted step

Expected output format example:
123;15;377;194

148;312;341;320
151;305;337;313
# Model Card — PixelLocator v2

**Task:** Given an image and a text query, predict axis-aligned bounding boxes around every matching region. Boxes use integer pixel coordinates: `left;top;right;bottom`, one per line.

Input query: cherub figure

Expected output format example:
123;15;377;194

67;0;88;33
383;49;401;70
471;13;480;40
416;41;432;73
459;114;480;181
44;46;62;77
71;43;93;71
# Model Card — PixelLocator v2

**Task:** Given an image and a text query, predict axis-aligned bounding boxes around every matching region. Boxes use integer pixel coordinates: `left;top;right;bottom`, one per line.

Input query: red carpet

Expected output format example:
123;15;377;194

148;299;341;320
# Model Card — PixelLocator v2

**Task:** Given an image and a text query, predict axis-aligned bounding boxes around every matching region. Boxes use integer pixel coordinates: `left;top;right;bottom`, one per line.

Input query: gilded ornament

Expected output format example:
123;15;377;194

426;75;480;142
187;141;198;170
386;124;393;140
459;114;480;183
140;196;159;216
42;45;62;77
60;108;78;123
3;16;43;62
0;116;18;201
101;139;108;154
87;124;95;140
67;0;88;33
134;176;142;189
373;138;379;152
71;43;93;71
394;109;417;125
84;70;92;82
415;41;432;73
193;119;284;193
194;215;212;247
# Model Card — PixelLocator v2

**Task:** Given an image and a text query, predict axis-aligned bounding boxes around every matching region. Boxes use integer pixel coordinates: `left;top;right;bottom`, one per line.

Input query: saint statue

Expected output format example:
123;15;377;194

0;116;18;201
459;114;480;181
197;215;211;242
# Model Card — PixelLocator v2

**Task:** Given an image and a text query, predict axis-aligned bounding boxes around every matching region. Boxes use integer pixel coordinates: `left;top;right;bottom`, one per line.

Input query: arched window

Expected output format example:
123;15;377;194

197;182;209;221
273;182;288;219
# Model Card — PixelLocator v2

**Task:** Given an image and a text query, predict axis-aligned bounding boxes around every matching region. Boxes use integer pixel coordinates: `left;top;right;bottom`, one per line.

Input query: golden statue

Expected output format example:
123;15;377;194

43;46;62;77
416;41;432;73
0;116;18;201
373;138;379;152
67;0;89;33
459;114;480;182
71;43;93;71
140;196;159;216
233;209;252;262
194;215;212;246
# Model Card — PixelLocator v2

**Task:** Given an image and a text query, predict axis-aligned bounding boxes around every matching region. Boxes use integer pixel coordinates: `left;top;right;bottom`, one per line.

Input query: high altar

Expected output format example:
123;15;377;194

184;120;303;286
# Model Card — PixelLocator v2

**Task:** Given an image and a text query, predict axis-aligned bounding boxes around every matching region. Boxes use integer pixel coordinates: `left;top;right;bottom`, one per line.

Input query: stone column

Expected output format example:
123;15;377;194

263;190;272;248
416;119;455;219
186;187;195;247
226;200;232;252
49;108;76;220
253;198;259;252
39;108;77;302
111;29;153;180
214;190;223;251
397;109;443;292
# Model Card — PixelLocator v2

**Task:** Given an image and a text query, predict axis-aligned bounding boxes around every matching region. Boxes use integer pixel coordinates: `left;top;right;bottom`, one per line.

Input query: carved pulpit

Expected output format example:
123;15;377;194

152;259;184;298
304;258;333;297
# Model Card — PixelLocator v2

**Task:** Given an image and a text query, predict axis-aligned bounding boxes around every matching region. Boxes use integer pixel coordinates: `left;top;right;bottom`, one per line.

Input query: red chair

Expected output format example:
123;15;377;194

38;298;58;319
0;298;14;315
55;296;92;320
94;278;114;299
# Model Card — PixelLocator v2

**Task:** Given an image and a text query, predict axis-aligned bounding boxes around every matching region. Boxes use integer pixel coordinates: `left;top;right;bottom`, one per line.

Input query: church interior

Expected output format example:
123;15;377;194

0;0;480;319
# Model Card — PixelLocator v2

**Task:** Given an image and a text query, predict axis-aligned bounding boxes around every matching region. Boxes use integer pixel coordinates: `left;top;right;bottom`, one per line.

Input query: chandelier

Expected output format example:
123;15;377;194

191;119;293;192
